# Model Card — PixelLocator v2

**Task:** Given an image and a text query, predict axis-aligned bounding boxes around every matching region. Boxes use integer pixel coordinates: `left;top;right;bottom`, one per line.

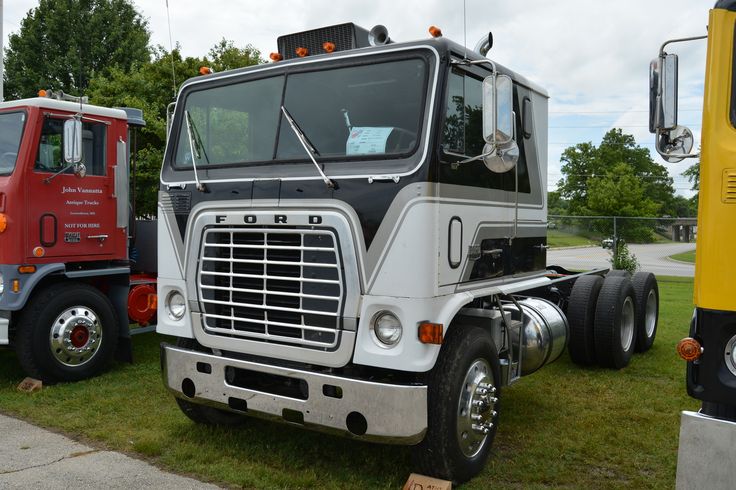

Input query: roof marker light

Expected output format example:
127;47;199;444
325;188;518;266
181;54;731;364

322;42;336;53
270;52;283;62
429;25;443;38
199;66;213;75
295;47;309;58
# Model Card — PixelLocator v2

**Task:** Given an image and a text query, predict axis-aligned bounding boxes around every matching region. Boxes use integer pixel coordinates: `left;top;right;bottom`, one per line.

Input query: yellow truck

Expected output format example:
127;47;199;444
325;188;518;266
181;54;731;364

650;2;736;487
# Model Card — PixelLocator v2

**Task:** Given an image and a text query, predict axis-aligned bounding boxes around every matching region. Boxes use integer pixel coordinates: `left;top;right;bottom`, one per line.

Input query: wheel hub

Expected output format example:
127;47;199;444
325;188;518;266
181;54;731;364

645;289;657;337
620;297;635;351
457;359;498;458
49;307;102;367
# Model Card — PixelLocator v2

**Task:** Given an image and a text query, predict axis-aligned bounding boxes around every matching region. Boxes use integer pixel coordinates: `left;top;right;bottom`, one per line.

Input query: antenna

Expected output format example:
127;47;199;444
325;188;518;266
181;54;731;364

165;0;177;98
463;0;468;60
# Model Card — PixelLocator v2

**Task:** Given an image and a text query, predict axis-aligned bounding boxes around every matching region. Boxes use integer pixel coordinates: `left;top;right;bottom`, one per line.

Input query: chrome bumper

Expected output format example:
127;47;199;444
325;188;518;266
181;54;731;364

0;314;9;345
161;343;427;444
676;410;736;489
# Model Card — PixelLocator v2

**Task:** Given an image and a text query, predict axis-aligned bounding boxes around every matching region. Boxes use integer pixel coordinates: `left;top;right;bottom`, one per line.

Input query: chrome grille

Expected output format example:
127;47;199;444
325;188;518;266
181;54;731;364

197;227;343;348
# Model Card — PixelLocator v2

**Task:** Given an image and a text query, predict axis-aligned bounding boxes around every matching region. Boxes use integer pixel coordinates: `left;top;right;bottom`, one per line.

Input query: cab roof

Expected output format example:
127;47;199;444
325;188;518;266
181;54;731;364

0;97;128;120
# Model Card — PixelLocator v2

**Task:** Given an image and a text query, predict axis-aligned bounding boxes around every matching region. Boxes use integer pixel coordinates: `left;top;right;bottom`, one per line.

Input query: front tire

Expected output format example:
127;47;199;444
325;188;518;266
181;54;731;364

15;282;118;383
412;325;501;484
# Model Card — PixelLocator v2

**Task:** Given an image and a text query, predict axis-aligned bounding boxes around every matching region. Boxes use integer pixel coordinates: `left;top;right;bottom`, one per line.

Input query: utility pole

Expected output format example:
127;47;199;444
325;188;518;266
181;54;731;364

1;0;4;102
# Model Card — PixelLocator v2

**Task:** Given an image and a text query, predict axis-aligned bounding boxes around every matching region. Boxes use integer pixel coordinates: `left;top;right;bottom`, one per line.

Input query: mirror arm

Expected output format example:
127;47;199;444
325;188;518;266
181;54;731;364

450;145;498;168
659;34;707;57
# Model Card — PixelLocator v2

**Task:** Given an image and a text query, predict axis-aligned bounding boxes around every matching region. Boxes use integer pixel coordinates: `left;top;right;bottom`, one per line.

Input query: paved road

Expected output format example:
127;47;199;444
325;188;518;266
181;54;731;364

547;242;696;277
0;413;218;489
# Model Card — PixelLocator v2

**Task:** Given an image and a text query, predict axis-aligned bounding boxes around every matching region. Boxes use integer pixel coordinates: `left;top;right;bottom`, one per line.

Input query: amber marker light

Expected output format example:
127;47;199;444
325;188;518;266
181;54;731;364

428;25;443;38
32;247;45;258
677;337;703;362
295;47;309;58
199;66;213;75
419;322;444;344
38;89;48;97
0;213;7;233
269;52;283;62
322;41;336;53
18;265;36;274
11;279;20;293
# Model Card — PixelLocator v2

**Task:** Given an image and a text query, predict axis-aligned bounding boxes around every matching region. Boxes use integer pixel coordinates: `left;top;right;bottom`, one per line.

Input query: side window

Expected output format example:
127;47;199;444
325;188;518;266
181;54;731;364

441;69;530;194
35;118;107;176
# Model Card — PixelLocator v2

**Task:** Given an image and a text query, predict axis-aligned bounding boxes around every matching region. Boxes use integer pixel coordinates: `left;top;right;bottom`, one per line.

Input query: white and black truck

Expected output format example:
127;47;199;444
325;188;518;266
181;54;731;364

155;23;659;484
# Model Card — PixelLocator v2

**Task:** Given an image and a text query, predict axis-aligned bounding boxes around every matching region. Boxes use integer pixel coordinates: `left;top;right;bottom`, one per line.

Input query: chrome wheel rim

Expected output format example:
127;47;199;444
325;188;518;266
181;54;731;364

645;289;657;338
456;358;497;458
49;306;102;367
621;297;635;351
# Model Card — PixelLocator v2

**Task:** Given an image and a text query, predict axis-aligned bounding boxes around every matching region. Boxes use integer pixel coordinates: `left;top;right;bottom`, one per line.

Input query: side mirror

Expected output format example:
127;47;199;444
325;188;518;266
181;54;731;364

482;74;519;173
63;119;83;163
649;53;678;133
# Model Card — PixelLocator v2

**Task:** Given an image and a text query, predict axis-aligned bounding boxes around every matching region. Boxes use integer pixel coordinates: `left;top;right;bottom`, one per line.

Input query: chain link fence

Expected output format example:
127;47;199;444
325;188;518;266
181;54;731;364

546;215;696;277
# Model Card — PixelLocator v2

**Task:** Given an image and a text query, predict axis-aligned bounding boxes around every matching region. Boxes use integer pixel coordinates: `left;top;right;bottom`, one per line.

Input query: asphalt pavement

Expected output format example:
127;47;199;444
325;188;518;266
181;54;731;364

547;242;696;277
0;413;218;489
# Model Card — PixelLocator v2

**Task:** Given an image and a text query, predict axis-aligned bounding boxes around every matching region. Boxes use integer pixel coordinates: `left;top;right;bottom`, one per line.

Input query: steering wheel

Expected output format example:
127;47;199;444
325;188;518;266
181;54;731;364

389;128;417;152
0;152;17;168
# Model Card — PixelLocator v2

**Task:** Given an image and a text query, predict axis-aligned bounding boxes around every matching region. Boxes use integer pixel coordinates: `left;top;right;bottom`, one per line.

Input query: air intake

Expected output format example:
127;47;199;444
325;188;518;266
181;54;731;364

722;169;736;203
277;23;371;60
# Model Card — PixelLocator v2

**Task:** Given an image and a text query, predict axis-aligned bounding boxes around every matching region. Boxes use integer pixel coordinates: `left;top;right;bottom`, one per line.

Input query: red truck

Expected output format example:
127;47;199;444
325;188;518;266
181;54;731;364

0;91;156;382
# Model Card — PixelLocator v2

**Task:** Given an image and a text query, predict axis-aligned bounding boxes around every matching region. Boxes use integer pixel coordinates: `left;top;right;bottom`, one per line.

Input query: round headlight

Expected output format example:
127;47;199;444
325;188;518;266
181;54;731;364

373;311;402;346
166;291;186;321
0;273;4;294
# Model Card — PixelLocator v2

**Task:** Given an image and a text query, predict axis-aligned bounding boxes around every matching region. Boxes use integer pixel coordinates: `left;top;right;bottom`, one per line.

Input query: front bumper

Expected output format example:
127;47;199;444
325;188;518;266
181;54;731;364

0;312;9;345
676;410;736;489
161;343;428;444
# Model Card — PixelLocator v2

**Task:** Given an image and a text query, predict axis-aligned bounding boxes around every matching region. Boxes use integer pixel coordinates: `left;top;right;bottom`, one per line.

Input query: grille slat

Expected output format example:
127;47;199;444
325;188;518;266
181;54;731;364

198;227;344;349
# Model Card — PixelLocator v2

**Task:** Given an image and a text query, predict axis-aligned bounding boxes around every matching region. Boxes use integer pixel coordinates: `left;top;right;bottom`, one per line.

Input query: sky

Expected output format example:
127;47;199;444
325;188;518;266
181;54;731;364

3;0;715;197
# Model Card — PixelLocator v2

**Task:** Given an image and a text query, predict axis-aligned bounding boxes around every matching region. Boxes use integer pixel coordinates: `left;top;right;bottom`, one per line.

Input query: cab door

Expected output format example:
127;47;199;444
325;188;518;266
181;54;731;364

25;115;123;261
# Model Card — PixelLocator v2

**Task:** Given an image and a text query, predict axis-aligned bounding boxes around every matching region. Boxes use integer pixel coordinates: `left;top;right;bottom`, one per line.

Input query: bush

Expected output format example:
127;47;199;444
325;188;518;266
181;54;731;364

611;240;639;274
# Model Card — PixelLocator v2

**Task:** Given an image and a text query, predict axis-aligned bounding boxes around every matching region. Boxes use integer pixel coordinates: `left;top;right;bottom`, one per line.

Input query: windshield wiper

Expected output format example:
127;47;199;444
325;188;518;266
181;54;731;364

184;110;208;192
280;106;335;189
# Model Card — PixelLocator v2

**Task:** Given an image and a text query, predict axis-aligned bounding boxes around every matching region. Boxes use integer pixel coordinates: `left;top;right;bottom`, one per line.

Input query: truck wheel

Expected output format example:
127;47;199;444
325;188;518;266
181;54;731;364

173;338;246;426
567;275;604;365
594;276;636;369
411;325;500;484
631;272;658;352
15;283;118;383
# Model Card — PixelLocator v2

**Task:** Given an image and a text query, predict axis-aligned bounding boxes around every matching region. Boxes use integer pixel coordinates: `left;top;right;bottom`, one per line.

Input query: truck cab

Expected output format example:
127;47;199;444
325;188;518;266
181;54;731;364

0;94;153;383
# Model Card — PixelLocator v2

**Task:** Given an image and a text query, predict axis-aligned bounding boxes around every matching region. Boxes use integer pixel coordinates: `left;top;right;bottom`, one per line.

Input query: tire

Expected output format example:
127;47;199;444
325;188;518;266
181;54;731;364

15;282;118;383
607;269;630;278
594;276;637;369
173;337;246;426
567;275;604;365
631;272;659;353
411;325;501;484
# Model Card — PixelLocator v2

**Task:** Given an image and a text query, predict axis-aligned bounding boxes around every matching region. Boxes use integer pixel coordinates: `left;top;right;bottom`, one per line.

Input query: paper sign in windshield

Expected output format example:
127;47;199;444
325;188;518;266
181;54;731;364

346;127;393;155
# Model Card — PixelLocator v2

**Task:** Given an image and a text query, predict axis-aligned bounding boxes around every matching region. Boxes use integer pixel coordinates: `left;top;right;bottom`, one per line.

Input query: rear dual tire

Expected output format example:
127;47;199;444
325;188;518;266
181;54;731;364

594;276;637;369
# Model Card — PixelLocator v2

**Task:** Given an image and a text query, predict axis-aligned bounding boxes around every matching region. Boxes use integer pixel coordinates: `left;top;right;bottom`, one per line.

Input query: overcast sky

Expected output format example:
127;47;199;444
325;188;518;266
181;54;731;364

3;0;715;196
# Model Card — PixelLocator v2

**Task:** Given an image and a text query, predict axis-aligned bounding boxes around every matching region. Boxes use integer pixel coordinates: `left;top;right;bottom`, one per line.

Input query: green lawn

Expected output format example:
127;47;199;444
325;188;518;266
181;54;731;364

0;276;697;489
547;229;597;249
669;250;696;263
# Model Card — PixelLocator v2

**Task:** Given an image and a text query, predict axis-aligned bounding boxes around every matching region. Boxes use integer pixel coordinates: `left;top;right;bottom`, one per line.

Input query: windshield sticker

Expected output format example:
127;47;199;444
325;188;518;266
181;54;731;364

346;127;394;155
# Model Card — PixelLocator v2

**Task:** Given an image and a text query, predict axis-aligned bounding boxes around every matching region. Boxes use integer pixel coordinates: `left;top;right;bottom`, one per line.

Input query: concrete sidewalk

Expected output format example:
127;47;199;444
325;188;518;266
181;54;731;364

0;413;219;489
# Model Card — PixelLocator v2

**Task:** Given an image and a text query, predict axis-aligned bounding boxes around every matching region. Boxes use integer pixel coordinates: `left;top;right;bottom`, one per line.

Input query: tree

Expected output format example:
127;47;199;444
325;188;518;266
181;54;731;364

4;0;150;100
88;43;263;216
557;128;676;216
683;156;700;210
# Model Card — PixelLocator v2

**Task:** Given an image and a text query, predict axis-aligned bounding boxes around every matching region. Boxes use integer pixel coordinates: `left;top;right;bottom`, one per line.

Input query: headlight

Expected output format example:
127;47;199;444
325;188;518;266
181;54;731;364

0;273;4;294
372;311;402;346
166;290;186;321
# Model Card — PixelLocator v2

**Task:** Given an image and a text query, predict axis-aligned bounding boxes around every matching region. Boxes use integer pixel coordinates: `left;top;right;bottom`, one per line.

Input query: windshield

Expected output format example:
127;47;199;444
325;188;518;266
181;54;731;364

174;57;428;169
0;112;26;176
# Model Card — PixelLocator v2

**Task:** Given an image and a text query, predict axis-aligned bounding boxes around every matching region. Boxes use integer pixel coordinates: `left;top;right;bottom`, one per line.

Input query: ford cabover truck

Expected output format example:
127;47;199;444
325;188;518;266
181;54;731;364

649;2;736;488
0;91;157;383
158;23;659;483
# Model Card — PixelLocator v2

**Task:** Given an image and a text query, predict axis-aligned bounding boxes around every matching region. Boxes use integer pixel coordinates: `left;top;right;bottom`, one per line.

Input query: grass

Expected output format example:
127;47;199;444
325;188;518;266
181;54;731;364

547;229;597;249
669;250;696;263
0;276;697;489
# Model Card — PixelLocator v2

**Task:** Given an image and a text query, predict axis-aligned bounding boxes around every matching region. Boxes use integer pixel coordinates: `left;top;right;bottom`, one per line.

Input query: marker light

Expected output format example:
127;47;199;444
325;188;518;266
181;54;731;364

269;52;283;62
0;213;7;233
18;265;36;274
322;42;336;53
419;322;444;344
295;47;309;58
677;337;703;362
12;279;20;293
38;89;48;97
32;247;45;258
199;66;213;75
429;25;443;38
